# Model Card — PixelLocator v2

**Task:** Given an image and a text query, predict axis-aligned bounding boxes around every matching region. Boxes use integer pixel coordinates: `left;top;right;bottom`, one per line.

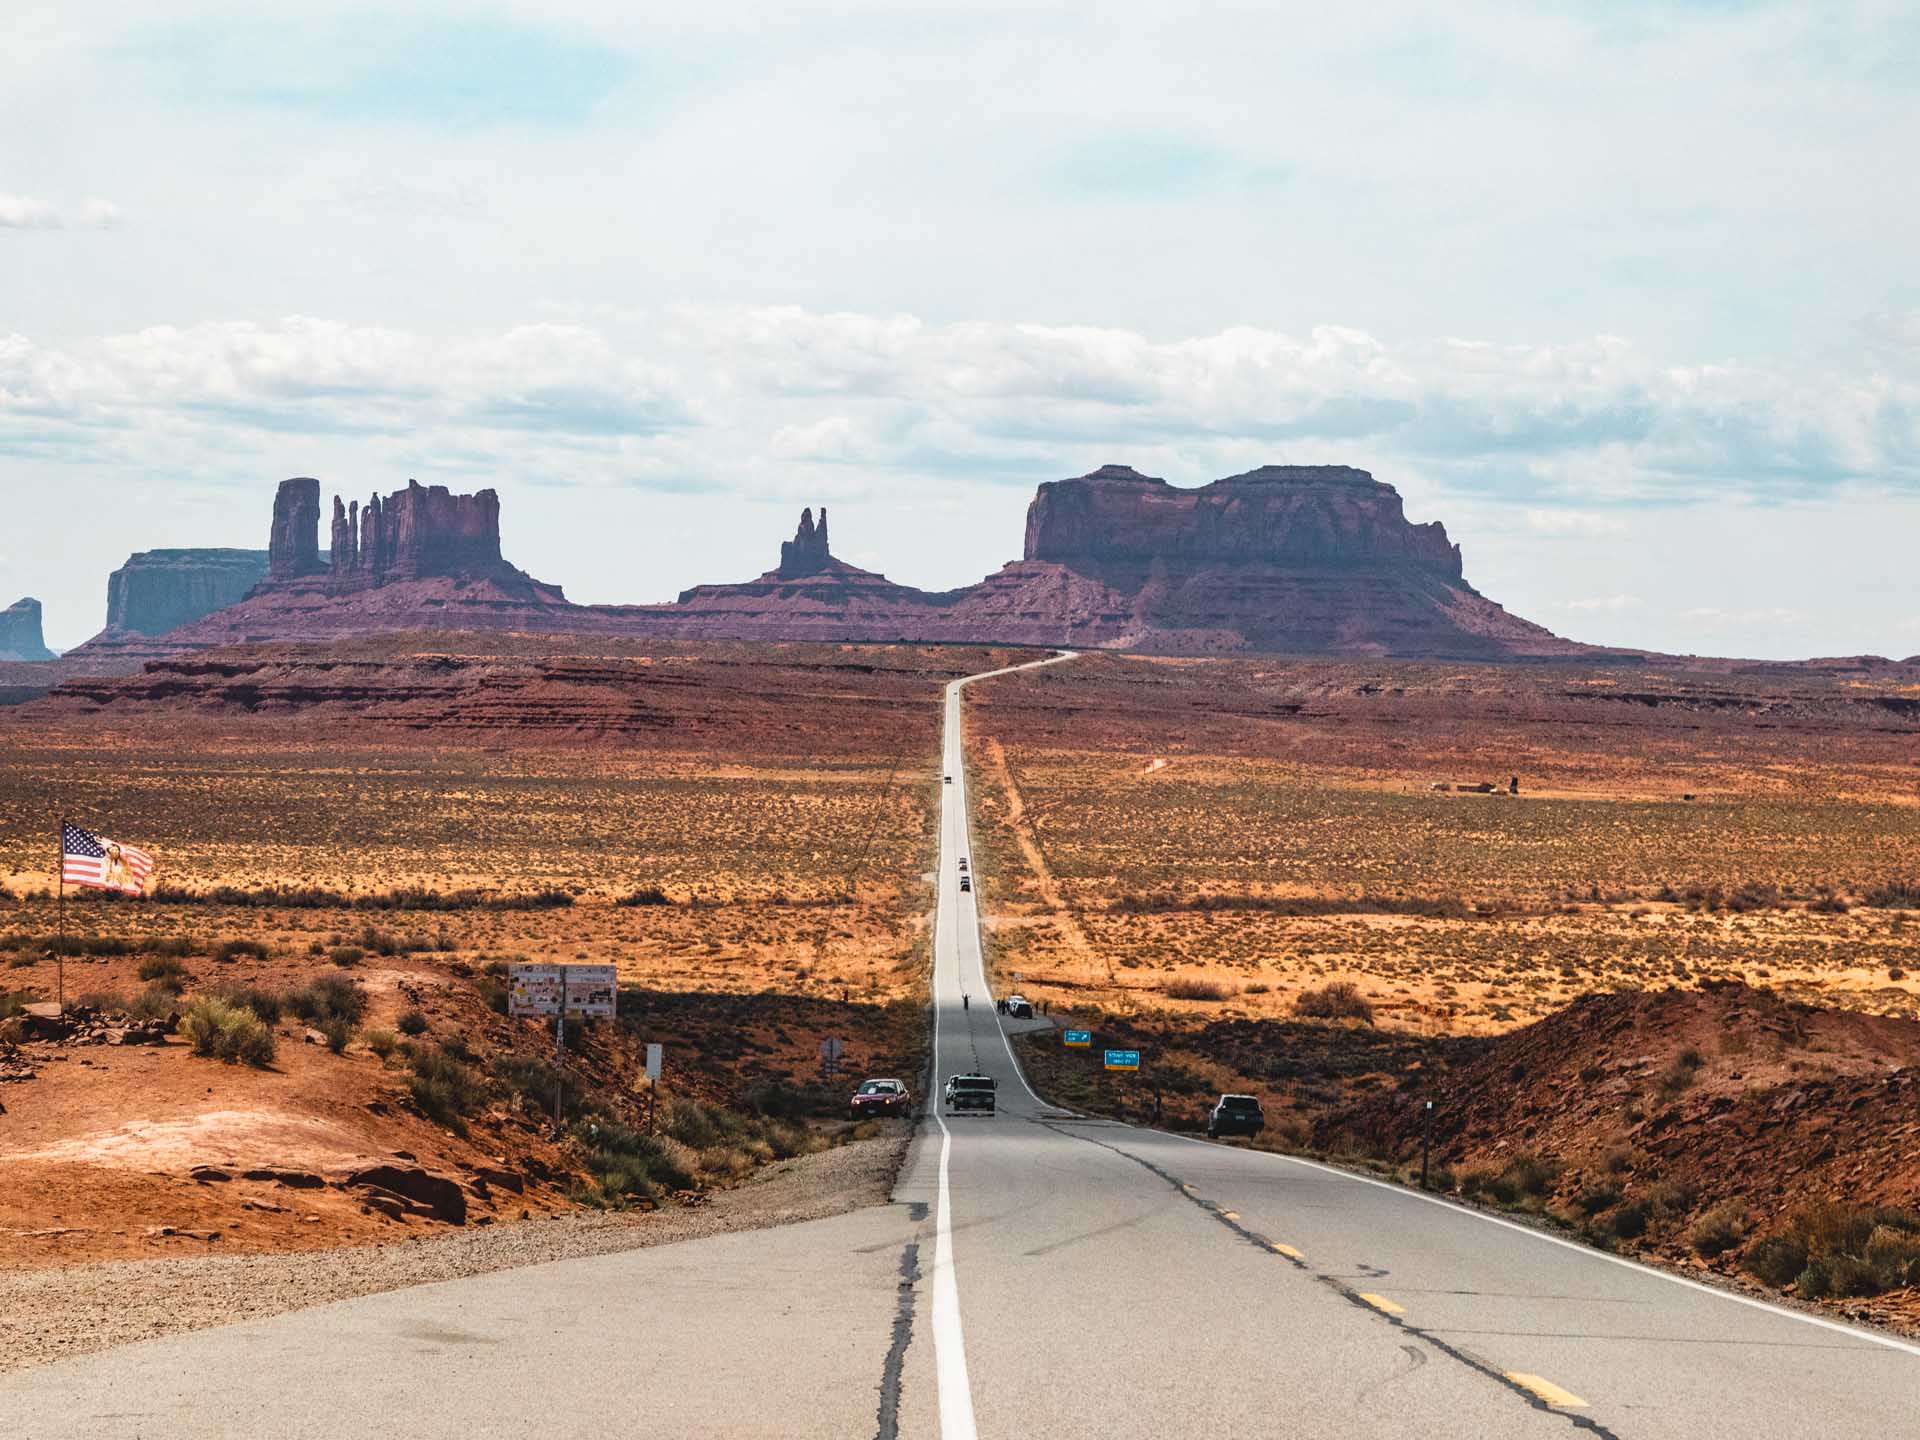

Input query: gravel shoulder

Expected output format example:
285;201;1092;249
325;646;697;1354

2;1128;911;1376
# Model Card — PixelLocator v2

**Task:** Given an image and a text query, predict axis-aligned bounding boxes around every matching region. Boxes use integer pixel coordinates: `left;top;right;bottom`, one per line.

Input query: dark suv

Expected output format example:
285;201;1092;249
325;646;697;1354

1207;1093;1265;1139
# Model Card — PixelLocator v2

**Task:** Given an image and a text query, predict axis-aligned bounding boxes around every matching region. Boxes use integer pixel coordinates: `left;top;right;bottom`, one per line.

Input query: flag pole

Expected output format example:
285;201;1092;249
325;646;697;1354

55;817;66;1016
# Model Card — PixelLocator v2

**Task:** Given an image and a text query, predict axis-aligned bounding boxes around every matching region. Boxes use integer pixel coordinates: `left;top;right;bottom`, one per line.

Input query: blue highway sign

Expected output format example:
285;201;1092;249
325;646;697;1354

1104;1049;1140;1071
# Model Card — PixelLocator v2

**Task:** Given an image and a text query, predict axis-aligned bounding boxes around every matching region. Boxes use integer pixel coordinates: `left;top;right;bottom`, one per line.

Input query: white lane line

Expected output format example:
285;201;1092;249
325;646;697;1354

1157;1130;1920;1359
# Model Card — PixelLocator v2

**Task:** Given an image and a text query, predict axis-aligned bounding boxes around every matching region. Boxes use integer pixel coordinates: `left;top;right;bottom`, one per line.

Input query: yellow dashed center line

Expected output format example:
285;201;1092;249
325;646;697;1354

1357;1293;1405;1316
1269;1242;1303;1259
1505;1373;1587;1408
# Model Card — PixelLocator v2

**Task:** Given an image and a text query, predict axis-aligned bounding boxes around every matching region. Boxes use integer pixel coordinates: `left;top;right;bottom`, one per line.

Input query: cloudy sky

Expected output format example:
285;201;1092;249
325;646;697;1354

4;1;1917;654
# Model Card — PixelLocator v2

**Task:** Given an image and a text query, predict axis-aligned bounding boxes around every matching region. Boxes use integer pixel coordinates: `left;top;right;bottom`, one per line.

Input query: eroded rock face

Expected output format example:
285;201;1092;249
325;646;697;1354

778;507;833;579
0;598;54;661
1024;464;1464;582
268;478;324;580
333;480;509;584
104;550;270;635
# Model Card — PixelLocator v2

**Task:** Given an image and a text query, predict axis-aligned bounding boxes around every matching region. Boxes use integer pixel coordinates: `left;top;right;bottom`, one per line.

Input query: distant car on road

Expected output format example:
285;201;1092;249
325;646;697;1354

850;1078;910;1118
1207;1093;1266;1139
960;876;971;891
958;857;968;870
944;1073;996;1114
944;775;953;783
1004;995;1033;1018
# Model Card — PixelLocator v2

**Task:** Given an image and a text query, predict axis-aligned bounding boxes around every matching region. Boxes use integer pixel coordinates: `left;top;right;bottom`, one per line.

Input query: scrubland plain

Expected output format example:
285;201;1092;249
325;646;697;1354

0;639;1027;1273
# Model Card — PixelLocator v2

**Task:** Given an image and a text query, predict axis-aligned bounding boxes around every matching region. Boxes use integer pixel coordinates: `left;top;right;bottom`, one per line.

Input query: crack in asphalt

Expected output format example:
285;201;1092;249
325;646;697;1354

874;1238;921;1440
1035;1119;1624;1440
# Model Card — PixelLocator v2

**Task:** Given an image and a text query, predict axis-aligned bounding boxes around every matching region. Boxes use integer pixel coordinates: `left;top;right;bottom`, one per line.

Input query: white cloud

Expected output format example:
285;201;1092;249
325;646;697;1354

1563;594;1643;614
1526;508;1629;538
0;194;121;230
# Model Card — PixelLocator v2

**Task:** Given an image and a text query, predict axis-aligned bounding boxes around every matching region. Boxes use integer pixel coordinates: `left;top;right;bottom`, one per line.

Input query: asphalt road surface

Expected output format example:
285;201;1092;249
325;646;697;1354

8;649;1920;1437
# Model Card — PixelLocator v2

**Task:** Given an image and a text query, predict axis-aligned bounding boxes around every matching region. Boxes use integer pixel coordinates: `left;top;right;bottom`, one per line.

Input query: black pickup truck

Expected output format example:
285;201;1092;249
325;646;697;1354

944;1073;997;1114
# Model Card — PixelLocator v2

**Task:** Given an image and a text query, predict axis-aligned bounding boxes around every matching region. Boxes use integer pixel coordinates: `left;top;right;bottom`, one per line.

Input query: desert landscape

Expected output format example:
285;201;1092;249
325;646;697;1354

0;639;1033;1309
963;651;1920;1324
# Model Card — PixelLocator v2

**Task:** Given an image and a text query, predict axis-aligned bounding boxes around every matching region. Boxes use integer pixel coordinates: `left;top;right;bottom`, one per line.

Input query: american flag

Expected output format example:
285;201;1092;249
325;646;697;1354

61;821;156;896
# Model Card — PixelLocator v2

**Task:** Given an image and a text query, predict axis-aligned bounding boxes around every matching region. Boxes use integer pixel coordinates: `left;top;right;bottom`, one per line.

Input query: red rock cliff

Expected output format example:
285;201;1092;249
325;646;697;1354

1023;464;1464;584
0;598;54;661
104;550;270;635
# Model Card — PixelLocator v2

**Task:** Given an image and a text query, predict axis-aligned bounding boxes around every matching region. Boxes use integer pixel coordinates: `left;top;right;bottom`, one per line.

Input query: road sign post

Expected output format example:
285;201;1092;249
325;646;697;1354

1421;1099;1434;1189
1063;1029;1091;1048
821;1035;845;1078
646;1042;663;1134
508;963;618;1135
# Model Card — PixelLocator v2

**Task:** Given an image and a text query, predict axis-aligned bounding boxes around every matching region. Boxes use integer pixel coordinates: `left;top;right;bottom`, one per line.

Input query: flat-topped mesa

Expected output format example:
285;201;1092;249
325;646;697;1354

1023;463;1465;584
777;507;833;579
105;550;270;635
0;597;55;661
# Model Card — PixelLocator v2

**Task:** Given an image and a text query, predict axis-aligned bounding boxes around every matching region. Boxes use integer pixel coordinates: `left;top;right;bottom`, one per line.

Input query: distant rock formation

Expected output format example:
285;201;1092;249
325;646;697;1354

268;478;325;580
327;481;512;586
104;550;270;635
50;464;1595;662
0;598;54;661
778;507;833;579
1024;464;1463;581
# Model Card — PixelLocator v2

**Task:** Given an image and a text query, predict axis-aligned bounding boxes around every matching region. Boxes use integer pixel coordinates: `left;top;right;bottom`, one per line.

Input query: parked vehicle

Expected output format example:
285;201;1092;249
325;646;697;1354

1004;995;1033;1018
1207;1093;1266;1138
944;1073;996;1113
850;1078;911;1118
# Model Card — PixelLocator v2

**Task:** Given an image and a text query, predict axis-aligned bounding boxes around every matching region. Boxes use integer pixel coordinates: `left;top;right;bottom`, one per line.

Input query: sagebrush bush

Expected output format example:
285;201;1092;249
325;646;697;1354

1293;982;1373;1024
408;1045;487;1133
136;955;189;991
1165;975;1235;1001
181;997;275;1066
213;939;269;963
287;975;366;1027
219;985;283;1024
1688;1202;1749;1257
396;1007;428;1036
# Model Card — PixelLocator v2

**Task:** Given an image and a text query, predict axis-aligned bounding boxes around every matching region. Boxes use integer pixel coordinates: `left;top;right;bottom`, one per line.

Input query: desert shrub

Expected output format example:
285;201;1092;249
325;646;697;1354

151;936;199;957
1293;982;1373;1024
1165;975;1235;1001
1600;1145;1639;1175
286;974;367;1027
1744;1235;1809;1287
365;1027;398;1061
396;1007;429;1037
136;955;190;991
181;997;275;1066
1571;1181;1623;1217
1863;880;1920;910
582;1123;696;1204
1808;893;1850;914
1646;1179;1696;1222
74;989;128;1013
320;1017;353;1053
127;982;178;1023
407;1046;487;1133
1604;1202;1648;1240
213;939;269;963
1688;1202;1749;1258
358;926;399;957
1482;1152;1561;1205
328;946;366;967
216;985;283;1024
1244;982;1271;995
616;887;672;907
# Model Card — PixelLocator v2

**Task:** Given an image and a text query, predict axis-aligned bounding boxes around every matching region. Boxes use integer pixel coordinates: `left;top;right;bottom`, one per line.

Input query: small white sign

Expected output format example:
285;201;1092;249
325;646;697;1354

645;1042;663;1082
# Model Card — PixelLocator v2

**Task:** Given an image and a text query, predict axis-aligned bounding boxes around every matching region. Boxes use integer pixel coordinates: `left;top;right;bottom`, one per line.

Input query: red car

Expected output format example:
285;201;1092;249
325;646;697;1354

850;1078;911;1117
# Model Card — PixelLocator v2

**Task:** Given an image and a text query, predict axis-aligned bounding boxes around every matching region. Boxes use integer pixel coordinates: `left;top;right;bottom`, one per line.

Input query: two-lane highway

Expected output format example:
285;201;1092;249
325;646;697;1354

8;647;1920;1437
